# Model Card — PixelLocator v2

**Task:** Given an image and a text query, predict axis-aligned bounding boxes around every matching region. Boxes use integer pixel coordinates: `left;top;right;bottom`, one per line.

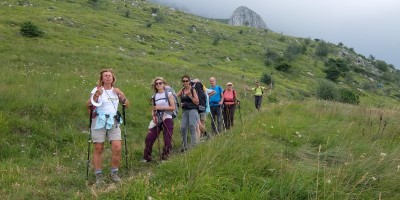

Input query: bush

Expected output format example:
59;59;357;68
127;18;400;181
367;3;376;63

316;79;338;101
20;21;44;37
315;40;329;57
261;73;273;85
155;13;166;23
338;88;359;104
284;44;302;61
325;66;341;82
275;62;291;72
212;35;220;45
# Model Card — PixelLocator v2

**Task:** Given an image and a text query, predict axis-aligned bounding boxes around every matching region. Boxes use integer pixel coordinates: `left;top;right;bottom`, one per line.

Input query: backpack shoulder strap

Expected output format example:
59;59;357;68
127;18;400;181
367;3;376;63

165;90;170;105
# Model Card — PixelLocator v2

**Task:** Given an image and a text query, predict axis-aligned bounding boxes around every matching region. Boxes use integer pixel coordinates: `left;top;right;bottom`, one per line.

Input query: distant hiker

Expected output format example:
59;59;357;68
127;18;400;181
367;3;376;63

222;82;239;130
141;77;175;163
209;77;223;134
246;81;271;111
176;75;199;151
86;69;129;185
192;79;215;140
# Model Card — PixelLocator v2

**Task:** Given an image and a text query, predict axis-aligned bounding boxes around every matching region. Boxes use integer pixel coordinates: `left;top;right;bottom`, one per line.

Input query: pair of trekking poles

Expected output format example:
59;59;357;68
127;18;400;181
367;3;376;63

209;103;243;135
86;105;129;180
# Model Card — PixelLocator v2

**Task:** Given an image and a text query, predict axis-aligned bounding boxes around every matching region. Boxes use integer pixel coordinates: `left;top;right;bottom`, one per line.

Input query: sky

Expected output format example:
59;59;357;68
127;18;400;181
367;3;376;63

152;0;400;68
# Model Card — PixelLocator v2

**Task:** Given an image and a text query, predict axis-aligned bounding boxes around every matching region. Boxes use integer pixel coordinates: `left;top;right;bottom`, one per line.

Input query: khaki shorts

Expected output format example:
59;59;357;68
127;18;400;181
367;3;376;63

91;117;121;143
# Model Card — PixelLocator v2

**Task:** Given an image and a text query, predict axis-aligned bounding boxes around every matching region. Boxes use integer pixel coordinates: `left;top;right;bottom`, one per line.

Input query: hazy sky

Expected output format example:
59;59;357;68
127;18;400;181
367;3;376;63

154;0;400;68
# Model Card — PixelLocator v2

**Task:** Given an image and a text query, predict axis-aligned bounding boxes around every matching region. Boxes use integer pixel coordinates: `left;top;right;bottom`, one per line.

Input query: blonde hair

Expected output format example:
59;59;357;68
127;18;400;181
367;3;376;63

152;77;166;93
97;69;116;87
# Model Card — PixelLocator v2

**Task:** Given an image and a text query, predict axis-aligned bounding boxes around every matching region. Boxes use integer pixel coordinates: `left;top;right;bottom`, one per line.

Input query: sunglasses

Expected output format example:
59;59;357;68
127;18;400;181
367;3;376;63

182;80;189;82
155;82;163;86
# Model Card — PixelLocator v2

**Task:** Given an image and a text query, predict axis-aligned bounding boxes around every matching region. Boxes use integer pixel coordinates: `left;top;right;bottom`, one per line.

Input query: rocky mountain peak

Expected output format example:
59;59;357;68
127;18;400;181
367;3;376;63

228;6;268;29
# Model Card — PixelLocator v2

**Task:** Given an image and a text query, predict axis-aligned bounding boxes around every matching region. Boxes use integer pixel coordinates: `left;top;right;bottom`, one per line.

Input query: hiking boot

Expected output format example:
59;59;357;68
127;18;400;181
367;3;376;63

110;173;121;183
95;173;105;186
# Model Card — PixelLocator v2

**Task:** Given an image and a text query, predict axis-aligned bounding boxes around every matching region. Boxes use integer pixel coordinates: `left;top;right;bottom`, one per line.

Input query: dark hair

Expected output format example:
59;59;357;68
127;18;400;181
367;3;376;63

182;75;190;81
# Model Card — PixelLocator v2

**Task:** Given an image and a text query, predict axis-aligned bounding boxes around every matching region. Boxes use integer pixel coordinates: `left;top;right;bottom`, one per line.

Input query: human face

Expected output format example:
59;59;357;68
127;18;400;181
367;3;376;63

102;71;114;85
227;84;232;89
209;78;216;86
155;80;164;90
182;78;190;87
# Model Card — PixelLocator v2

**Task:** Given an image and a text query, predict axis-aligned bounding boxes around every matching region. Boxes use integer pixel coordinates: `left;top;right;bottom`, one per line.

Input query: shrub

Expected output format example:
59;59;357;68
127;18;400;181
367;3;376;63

20;21;44;37
338;88;359;104
212;35;220;45
304;37;312;45
275;62;291;72
284;44;302;61
261;73;273;85
315;40;329;57
155;13;166;23
146;21;152;28
151;7;159;14
325;66;341;82
88;0;99;8
124;9;131;18
374;60;388;72
316;79;338;101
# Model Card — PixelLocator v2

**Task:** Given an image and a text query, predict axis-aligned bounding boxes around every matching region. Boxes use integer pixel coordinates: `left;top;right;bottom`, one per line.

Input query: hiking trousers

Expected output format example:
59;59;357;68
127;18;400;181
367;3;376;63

180;109;198;149
254;95;263;110
223;104;235;130
143;118;173;161
210;106;223;134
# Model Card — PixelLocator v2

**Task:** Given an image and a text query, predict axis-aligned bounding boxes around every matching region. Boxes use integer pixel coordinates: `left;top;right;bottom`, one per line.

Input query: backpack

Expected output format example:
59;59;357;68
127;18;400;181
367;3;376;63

192;82;207;113
152;88;179;119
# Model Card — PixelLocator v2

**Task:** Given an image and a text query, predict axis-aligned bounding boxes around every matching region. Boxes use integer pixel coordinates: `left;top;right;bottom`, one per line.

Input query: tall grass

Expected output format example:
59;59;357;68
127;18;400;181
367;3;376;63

96;100;400;199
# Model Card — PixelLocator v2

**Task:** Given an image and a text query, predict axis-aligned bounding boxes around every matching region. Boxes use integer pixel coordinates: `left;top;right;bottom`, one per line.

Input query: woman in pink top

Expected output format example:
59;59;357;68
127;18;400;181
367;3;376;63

222;82;238;130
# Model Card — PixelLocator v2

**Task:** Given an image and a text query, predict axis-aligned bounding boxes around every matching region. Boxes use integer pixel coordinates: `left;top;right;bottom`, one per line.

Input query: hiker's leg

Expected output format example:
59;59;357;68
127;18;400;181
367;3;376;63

180;110;189;149
108;125;122;169
162;118;173;160
188;109;198;146
210;107;217;134
143;126;159;161
93;142;104;171
223;106;229;129
230;105;235;127
216;107;223;132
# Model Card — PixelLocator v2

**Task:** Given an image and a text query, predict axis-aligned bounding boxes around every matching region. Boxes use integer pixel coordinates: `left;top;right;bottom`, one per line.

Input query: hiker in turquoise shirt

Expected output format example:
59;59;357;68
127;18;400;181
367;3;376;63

246;81;271;111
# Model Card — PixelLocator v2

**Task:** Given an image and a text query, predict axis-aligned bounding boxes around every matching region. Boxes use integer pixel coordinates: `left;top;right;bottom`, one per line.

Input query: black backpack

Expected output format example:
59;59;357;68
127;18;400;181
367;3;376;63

192;82;207;113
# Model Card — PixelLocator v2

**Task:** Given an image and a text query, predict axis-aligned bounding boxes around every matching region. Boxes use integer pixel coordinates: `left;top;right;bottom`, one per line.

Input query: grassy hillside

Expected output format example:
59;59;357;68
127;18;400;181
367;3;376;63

1;0;400;199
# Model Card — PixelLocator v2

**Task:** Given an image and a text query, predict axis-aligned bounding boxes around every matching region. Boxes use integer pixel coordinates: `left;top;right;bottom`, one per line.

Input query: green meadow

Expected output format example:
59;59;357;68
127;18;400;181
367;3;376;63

1;0;400;199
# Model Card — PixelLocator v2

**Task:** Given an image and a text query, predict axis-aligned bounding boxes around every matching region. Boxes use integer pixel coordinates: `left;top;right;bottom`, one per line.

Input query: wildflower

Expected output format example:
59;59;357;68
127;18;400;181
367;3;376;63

380;153;387;157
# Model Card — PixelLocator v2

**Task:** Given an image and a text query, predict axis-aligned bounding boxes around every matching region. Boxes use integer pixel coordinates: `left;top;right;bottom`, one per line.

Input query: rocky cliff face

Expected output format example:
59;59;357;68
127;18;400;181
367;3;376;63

228;6;268;29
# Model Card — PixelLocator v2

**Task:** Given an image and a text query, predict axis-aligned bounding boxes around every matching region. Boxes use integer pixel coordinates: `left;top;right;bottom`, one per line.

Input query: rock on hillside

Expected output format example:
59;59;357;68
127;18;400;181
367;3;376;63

228;6;268;29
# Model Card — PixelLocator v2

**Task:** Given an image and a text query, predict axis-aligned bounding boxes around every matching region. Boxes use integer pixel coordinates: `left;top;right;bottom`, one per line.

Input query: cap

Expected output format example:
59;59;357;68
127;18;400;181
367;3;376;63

226;82;233;86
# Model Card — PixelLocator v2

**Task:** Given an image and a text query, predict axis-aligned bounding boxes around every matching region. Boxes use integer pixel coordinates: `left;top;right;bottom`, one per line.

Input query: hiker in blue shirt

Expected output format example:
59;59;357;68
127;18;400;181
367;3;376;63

209;77;223;135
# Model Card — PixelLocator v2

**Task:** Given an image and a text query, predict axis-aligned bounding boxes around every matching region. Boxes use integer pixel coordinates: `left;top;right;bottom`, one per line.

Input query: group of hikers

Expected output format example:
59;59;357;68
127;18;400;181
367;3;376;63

86;69;271;185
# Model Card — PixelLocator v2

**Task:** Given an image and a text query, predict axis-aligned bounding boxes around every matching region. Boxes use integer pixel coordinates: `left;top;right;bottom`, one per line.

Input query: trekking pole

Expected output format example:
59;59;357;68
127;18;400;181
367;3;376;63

209;110;219;136
86;106;93;180
122;105;128;169
220;105;226;132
